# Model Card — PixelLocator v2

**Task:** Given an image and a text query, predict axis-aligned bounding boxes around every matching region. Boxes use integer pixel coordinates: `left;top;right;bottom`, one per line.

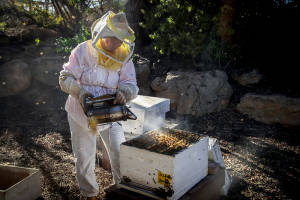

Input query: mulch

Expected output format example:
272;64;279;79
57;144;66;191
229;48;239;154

0;51;300;199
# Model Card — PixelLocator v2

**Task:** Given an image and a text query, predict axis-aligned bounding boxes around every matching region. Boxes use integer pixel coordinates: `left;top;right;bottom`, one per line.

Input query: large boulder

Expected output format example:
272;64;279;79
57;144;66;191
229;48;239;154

0;46;23;64
151;70;233;116
0;59;31;97
23;43;58;58
232;69;263;86
30;56;64;87
6;25;59;42
236;93;300;126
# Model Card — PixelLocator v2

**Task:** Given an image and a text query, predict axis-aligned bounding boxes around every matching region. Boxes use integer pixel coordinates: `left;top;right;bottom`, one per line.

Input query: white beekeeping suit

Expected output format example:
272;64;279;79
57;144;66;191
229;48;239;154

59;11;138;198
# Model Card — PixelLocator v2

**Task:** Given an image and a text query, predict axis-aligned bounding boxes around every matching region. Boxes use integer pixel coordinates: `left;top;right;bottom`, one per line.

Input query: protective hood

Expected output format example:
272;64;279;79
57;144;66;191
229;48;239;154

91;11;135;66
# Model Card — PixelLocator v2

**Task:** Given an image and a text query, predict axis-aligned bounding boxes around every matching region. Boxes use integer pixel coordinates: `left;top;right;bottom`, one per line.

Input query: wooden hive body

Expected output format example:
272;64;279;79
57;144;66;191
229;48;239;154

0;165;41;200
120;128;208;200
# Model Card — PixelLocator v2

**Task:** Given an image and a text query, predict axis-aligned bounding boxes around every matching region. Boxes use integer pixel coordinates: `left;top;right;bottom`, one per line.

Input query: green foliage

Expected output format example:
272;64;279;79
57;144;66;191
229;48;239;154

55;23;91;54
0;1;61;29
200;36;241;66
29;8;58;28
141;0;221;59
0;22;6;31
35;38;40;46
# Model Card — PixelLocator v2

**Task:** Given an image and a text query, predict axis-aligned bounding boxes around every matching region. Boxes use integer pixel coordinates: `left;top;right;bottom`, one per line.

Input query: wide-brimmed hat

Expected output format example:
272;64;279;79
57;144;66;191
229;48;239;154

91;11;135;65
91;11;135;42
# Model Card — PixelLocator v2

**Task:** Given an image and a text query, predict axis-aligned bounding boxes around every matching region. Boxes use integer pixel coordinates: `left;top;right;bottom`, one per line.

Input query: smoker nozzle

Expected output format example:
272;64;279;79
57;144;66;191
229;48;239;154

126;108;137;120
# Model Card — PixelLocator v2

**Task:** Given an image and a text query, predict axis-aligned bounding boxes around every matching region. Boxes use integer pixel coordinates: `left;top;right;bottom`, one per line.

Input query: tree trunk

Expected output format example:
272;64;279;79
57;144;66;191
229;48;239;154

125;0;145;49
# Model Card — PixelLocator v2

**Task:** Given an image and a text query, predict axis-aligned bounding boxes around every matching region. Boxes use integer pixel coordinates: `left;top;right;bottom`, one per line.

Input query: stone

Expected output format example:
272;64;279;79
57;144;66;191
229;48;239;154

232;69;263;86
0;59;31;97
30;56;64;87
236;93;300;126
0;47;23;64
151;70;233;116
5;25;59;42
22;44;49;57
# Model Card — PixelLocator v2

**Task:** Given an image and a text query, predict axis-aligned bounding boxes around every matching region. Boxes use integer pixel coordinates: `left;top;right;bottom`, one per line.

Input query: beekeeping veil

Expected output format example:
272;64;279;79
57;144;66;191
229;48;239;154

91;11;135;65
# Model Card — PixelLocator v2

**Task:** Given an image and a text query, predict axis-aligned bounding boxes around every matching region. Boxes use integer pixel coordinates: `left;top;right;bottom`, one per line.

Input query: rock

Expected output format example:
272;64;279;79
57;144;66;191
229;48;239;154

6;25;59;42
22;44;40;58
236;93;300;126
232;69;263;86
23;44;58;58
25;25;59;40
151;70;233;116
0;59;31;97
39;46;58;57
30;56;64;87
151;76;167;92
0;46;23;64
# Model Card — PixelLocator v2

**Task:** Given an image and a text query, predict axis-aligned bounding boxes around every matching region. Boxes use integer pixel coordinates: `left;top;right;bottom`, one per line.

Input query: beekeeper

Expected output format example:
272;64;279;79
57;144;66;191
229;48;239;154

59;11;138;199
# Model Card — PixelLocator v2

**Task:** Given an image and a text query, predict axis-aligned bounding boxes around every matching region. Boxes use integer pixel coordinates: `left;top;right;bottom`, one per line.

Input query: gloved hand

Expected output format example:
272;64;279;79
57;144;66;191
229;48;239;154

78;88;93;113
113;83;138;105
113;90;126;105
59;70;93;113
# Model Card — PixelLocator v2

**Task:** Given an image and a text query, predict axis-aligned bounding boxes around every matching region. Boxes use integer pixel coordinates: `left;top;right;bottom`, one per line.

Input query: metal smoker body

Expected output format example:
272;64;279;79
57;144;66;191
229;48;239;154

84;94;137;125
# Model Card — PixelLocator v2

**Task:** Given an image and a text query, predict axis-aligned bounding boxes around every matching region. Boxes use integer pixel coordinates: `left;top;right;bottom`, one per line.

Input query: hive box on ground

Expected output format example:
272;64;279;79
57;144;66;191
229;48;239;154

0;165;41;200
120;128;208;200
122;95;170;139
106;166;225;200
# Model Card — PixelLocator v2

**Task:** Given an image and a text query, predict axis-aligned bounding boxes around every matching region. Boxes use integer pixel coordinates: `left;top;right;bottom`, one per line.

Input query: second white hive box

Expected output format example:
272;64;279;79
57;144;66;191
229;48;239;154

120;128;208;200
122;95;170;138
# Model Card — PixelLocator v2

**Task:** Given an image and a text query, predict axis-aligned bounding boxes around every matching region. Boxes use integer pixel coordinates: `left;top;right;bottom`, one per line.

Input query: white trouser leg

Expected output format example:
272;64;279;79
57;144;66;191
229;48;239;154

99;122;125;184
68;115;99;197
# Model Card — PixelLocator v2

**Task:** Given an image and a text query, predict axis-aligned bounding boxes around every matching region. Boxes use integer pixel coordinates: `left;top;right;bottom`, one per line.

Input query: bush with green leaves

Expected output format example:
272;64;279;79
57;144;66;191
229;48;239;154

140;0;221;59
55;23;91;54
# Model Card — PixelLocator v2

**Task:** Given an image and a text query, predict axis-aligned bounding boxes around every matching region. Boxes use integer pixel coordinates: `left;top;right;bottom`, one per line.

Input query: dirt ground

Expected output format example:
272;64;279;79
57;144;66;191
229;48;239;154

0;51;300;200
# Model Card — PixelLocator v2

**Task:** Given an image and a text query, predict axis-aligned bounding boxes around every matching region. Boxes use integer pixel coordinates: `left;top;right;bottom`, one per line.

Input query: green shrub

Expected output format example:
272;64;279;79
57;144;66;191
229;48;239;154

140;0;221;59
55;23;90;54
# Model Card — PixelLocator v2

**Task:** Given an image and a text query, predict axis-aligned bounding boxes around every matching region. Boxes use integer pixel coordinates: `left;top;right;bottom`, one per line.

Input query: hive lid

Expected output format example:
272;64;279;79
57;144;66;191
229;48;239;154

130;95;170;111
122;128;206;156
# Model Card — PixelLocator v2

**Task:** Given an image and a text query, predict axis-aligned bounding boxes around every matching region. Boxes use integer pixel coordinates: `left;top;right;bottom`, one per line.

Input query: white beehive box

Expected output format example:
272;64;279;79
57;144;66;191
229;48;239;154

0;165;41;200
120;128;208;200
122;95;170;139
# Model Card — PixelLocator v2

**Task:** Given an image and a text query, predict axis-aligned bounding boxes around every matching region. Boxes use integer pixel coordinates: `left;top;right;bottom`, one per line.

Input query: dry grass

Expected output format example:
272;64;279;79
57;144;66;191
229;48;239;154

0;52;299;199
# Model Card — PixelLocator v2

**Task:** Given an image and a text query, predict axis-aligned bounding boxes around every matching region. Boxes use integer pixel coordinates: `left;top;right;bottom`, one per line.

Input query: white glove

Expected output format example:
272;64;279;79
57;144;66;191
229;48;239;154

78;88;93;113
113;83;138;105
59;70;93;111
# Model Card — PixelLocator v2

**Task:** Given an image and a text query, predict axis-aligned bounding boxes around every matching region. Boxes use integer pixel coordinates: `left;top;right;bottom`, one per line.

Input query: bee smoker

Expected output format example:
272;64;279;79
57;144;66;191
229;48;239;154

84;94;137;129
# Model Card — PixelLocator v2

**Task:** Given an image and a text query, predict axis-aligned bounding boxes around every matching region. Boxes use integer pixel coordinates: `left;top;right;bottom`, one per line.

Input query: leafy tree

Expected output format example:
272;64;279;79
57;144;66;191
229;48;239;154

140;0;221;60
